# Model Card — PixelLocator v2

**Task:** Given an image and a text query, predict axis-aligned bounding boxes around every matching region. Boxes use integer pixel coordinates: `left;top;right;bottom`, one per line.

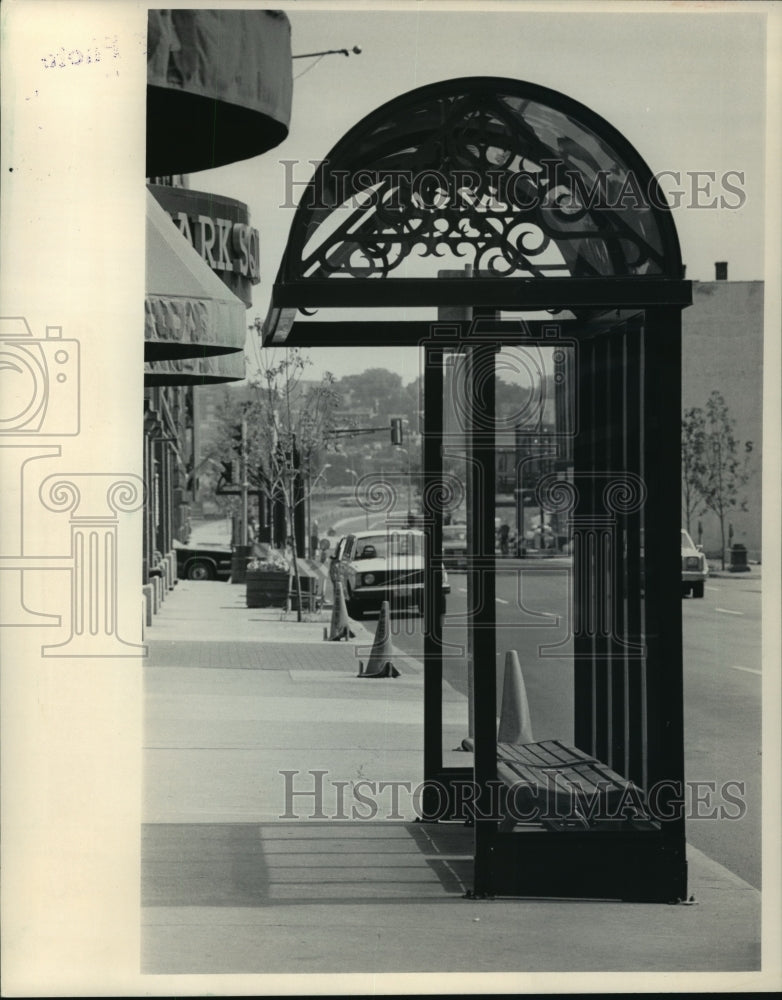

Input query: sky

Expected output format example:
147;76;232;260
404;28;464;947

191;6;769;384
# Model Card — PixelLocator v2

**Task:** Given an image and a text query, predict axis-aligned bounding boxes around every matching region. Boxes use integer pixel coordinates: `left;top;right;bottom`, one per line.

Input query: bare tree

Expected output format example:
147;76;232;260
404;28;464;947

700;391;750;570
681;405;708;535
244;341;341;619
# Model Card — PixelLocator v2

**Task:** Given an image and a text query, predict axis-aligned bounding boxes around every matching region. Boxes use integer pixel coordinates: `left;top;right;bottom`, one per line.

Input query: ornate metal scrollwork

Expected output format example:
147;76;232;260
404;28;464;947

287;82;671;285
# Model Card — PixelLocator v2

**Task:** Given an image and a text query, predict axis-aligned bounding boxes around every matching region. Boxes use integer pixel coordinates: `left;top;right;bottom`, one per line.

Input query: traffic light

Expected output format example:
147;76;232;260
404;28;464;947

390;417;404;445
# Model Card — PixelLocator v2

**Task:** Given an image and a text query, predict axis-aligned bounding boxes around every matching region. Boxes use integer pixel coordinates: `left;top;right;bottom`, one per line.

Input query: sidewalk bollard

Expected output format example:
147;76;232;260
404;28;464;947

497;650;534;743
358;600;400;678
323;581;355;641
166;551;177;589
142;584;154;626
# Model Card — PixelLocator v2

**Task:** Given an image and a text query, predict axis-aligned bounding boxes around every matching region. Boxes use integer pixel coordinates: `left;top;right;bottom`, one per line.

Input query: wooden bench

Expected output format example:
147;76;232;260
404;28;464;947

462;737;655;831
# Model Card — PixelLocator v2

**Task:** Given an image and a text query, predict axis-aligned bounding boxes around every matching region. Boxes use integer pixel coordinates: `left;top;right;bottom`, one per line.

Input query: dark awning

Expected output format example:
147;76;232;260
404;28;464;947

145;189;246;363
147;9;292;177
144;349;246;387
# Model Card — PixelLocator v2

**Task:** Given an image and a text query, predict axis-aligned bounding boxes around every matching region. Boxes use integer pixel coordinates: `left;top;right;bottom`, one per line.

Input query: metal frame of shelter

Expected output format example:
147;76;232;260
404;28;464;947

264;77;691;902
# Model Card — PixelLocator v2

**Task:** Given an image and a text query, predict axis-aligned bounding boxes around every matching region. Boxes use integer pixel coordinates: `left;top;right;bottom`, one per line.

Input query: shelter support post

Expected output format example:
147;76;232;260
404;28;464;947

642;308;687;884
422;346;444;807
468;335;499;893
420;344;473;820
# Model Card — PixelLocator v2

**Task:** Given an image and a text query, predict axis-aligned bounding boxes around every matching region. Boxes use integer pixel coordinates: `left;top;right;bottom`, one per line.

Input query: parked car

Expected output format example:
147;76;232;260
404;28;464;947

331;529;450;618
681;528;708;598
173;540;233;581
443;523;468;569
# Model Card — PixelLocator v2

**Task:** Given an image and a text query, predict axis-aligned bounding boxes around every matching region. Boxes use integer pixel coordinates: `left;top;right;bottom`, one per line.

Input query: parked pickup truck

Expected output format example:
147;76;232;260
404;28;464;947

173;540;233;581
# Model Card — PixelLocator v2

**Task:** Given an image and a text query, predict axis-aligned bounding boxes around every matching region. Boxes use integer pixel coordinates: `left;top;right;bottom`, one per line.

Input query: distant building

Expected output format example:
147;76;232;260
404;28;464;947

333;408;376;428
683;270;763;560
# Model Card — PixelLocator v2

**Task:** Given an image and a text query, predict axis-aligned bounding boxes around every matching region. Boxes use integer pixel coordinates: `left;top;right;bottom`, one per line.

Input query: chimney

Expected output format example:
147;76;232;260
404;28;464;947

715;261;728;281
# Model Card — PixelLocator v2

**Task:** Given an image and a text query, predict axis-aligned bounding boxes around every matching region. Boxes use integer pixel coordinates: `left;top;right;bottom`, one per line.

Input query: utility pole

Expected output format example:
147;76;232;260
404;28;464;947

405;433;413;517
390;416;413;518
515;423;524;556
241;415;249;546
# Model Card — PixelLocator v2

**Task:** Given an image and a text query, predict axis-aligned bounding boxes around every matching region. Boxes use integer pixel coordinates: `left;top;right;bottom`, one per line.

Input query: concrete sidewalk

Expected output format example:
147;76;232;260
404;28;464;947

142;580;761;975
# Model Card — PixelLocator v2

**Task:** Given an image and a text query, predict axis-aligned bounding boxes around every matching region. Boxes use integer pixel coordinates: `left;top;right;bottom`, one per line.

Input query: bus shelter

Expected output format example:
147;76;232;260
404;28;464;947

264;78;691;902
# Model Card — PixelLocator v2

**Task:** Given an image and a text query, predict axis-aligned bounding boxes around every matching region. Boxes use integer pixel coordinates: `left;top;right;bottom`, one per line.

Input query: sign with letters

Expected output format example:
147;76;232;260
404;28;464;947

148;184;260;307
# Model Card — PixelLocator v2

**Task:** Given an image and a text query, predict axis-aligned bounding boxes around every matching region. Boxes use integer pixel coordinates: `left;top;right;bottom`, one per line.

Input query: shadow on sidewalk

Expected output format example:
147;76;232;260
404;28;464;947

142;821;473;907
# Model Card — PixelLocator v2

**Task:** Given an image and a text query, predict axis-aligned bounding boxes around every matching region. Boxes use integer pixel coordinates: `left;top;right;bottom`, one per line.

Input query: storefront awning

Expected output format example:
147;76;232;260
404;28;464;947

144;348;246;387
146;9;292;177
145;189;246;364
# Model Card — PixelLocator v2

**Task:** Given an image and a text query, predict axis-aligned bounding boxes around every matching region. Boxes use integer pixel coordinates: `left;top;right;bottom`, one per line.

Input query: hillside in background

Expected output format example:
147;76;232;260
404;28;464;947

323;367;552;486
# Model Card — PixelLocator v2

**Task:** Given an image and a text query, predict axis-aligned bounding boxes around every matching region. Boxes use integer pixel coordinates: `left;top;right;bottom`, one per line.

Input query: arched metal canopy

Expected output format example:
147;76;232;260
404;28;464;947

265;77;689;345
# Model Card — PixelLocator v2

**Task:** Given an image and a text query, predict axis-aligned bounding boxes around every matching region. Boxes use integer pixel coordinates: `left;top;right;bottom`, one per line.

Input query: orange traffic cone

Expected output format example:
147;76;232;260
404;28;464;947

324;581;355;641
358;600;400;678
497;650;533;744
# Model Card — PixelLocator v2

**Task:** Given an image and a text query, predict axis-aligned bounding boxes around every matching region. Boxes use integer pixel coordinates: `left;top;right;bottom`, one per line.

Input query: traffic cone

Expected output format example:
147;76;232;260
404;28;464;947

497;650;533;744
358;600;400;678
324;581;355;641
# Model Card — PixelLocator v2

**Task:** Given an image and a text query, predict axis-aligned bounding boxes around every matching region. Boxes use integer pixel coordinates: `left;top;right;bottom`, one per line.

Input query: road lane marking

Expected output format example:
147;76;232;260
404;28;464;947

496;597;509;605
729;665;761;676
458;587;468;593
716;607;744;616
706;586;719;592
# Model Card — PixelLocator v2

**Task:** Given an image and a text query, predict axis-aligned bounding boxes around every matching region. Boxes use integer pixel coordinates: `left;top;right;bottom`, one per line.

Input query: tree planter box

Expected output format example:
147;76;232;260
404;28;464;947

246;570;290;608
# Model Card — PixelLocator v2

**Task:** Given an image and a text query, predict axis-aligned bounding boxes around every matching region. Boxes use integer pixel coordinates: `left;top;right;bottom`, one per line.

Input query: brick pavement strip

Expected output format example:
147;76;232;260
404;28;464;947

146;640;367;671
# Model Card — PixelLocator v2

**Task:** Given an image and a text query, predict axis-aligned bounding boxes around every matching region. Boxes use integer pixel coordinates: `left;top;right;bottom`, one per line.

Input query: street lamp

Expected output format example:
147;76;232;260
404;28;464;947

292;46;362;58
313;462;332;487
292;46;362;80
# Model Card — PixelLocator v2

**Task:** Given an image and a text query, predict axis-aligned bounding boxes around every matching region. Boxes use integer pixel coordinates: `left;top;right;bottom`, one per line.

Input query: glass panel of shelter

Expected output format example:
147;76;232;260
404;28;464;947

423;315;651;825
433;340;578;762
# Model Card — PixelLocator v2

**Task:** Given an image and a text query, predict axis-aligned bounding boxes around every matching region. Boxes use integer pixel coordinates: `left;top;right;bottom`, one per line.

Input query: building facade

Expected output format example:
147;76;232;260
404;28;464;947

143;9;293;610
682;271;763;560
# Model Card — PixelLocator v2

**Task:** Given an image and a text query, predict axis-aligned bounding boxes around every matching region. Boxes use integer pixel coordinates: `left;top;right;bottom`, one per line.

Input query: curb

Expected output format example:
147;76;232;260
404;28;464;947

707;569;760;579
